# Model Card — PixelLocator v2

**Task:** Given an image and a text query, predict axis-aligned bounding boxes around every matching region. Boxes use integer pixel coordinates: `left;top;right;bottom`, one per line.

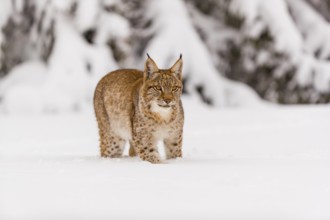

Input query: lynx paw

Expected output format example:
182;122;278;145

140;153;161;164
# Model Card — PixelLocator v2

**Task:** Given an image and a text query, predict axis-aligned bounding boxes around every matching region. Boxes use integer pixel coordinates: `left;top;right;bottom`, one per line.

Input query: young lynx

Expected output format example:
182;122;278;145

93;54;184;163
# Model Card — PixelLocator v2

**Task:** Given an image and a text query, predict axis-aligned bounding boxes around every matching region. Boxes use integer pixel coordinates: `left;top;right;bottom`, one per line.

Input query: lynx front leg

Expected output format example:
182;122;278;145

164;133;183;160
132;133;161;164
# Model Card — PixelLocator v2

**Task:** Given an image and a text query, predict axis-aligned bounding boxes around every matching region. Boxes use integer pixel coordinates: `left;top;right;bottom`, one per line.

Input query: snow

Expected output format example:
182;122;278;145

95;13;131;42
286;0;330;92
0;0;12;63
0;0;11;28
1;99;329;220
287;0;330;60
2;0;330;113
0;13;116;114
49;0;69;12
0;61;47;114
73;0;100;32
0;61;47;95
231;0;303;58
230;0;330;95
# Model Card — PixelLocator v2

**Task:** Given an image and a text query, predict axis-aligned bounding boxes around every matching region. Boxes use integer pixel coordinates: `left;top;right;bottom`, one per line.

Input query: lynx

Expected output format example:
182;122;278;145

93;54;184;163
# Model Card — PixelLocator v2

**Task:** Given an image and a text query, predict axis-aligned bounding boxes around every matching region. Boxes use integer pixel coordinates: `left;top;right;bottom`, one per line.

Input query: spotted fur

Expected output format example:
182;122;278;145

93;55;184;163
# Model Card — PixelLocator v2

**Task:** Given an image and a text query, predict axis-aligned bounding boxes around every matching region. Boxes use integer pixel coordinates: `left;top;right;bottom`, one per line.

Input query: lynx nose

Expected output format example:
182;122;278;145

163;98;171;104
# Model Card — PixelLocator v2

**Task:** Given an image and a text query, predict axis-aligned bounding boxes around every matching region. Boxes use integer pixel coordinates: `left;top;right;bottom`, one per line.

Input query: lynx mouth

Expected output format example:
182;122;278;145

158;104;171;108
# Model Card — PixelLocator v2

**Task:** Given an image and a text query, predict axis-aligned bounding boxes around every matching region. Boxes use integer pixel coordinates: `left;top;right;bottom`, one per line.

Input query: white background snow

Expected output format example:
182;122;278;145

1;98;330;219
0;0;330;219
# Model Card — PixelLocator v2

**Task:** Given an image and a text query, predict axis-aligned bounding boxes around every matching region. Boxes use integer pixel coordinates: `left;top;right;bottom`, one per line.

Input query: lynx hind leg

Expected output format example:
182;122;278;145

96;117;123;158
94;91;112;157
97;118;125;158
101;132;126;158
94;89;125;158
164;135;183;160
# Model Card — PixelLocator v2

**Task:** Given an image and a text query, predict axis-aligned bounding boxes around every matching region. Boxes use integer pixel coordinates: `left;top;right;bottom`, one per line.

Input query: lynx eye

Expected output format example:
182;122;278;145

153;86;162;91
172;86;180;92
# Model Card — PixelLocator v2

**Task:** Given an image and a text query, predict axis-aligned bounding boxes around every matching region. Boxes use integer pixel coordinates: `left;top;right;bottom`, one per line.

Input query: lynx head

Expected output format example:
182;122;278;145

142;54;183;111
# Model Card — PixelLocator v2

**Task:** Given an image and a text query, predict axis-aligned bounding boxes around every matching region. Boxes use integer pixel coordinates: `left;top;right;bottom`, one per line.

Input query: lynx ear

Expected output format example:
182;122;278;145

170;54;183;80
144;54;159;79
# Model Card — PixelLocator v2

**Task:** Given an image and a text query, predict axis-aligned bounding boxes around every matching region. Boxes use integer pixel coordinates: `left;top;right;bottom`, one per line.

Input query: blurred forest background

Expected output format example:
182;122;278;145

1;0;330;114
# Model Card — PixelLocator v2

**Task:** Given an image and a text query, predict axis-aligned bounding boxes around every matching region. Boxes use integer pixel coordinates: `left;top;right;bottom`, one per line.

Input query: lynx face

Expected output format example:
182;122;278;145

142;55;183;111
144;71;182;108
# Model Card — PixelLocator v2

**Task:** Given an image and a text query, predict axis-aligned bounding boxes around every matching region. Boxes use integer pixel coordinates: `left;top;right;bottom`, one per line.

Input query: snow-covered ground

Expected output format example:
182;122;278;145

0;98;330;220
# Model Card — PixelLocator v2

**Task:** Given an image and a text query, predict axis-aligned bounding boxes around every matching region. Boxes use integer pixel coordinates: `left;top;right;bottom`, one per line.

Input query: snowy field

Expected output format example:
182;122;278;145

0;98;330;220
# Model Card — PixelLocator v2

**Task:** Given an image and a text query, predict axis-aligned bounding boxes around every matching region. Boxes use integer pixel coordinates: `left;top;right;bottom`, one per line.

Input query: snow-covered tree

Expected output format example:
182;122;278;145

0;0;329;113
187;0;330;103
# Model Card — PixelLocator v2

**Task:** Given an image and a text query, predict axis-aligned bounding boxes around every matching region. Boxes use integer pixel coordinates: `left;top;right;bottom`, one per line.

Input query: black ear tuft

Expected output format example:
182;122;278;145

144;55;159;79
170;55;183;80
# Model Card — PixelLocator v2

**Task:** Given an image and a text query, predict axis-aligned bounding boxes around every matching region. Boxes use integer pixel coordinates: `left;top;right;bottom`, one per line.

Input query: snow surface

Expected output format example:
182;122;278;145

1;98;329;220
